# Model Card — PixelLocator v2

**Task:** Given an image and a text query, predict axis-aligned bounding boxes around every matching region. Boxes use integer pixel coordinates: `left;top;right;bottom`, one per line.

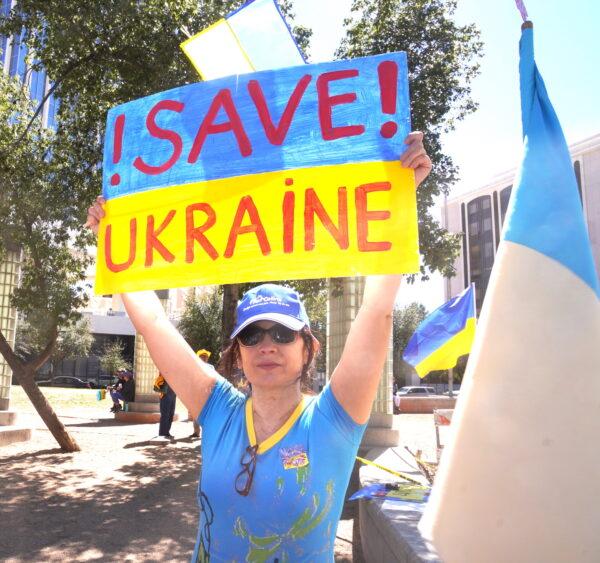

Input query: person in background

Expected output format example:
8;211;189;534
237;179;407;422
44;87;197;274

189;349;212;438
108;369;135;413
154;373;177;440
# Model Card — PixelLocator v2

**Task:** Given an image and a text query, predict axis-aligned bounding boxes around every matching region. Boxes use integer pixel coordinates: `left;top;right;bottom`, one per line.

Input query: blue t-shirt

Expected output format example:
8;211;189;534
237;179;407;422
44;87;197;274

192;376;367;562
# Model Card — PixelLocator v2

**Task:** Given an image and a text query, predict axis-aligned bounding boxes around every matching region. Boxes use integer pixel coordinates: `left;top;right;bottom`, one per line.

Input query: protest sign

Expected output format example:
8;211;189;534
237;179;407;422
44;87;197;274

95;52;419;294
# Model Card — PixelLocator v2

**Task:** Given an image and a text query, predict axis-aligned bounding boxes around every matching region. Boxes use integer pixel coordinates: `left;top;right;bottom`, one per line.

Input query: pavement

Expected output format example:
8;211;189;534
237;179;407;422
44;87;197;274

0;407;438;562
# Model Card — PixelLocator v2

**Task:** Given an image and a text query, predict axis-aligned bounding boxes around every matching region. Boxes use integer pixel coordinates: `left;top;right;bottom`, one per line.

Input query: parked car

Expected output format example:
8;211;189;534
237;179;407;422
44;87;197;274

396;386;437;396
96;375;119;388
37;376;92;388
442;389;461;397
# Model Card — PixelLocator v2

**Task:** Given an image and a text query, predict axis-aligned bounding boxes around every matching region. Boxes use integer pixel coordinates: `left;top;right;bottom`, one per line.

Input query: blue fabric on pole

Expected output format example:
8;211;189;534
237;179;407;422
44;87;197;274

402;284;475;370
503;27;600;298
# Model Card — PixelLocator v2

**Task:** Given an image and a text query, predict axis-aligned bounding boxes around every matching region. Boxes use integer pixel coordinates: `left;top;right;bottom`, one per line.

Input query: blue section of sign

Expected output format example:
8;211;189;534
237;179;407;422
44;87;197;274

102;52;410;200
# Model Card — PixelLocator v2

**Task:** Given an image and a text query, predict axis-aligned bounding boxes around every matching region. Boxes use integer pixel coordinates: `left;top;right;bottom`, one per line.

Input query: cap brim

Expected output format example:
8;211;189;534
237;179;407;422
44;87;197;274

231;313;306;339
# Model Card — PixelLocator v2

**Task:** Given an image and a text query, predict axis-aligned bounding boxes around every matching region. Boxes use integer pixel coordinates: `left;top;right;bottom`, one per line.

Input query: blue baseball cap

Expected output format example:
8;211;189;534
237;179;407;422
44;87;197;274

231;284;310;339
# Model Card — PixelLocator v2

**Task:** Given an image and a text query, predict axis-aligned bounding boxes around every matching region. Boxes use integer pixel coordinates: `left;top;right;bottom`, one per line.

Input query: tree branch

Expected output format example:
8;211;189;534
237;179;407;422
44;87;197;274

26;324;58;372
15;49;103;143
0;328;23;374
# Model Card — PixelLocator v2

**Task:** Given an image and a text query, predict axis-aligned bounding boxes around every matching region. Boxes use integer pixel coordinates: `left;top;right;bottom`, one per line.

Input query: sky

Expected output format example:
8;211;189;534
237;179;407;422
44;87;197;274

293;0;600;312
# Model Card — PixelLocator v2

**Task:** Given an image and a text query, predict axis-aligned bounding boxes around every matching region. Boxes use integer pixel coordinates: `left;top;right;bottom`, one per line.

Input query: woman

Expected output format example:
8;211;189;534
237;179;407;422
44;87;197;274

86;132;431;561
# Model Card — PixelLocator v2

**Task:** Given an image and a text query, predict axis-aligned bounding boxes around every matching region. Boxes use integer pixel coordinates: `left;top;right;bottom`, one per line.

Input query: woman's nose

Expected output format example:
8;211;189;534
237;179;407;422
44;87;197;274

257;334;277;351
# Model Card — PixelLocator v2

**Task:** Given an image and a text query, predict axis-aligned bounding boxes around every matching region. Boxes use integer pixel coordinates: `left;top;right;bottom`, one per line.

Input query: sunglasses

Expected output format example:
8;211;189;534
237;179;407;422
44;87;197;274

237;323;299;347
235;444;259;496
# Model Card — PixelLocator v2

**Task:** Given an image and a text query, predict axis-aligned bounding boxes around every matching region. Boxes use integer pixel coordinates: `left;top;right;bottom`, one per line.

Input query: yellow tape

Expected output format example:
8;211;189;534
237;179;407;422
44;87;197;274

95;161;418;294
356;456;423;485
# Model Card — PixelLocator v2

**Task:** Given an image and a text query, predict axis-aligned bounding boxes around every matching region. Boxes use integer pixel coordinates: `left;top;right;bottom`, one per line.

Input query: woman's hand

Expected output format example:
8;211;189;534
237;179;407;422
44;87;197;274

85;196;106;236
401;131;432;188
330;132;431;423
82;194;215;418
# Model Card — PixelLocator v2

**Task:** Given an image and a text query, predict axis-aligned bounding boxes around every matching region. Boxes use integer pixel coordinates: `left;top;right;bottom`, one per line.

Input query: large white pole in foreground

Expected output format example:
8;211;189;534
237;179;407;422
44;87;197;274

419;21;600;563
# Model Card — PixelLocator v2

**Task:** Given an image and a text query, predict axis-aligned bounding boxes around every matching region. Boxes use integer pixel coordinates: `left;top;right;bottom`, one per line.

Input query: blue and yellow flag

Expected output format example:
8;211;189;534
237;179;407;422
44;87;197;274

403;284;475;378
180;0;305;81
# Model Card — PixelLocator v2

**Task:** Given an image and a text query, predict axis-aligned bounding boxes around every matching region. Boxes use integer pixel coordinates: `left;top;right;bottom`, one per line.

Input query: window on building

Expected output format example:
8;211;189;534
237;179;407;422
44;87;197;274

0;0;11;65
460;203;468;290
467;195;494;313
8;28;27;82
573;160;583;207
46;90;59;129
500;186;512;225
29;64;46;104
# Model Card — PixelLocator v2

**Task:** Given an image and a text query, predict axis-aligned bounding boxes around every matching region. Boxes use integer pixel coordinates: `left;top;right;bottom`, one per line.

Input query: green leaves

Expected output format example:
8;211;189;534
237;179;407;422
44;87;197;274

338;0;483;278
98;339;132;376
0;72;92;336
178;287;223;359
393;301;428;384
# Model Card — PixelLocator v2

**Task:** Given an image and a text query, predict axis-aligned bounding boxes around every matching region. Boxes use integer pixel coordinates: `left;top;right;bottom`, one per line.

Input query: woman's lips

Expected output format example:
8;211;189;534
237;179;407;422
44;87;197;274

256;362;280;369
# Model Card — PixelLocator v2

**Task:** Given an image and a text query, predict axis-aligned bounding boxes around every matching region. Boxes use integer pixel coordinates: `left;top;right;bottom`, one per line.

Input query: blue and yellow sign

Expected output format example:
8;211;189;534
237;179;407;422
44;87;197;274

96;52;419;294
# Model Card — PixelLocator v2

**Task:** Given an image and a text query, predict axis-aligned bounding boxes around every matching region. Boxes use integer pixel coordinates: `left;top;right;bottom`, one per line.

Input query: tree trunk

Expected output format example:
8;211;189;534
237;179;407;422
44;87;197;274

0;326;79;451
221;284;240;347
14;368;81;452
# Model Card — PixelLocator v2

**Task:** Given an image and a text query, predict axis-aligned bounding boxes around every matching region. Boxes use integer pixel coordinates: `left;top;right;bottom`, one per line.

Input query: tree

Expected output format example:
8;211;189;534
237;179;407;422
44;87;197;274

16;316;93;378
0;1;310;196
392;302;428;387
0;72;91;451
177;287;223;361
337;0;483;279
98;340;131;377
0;0;312;367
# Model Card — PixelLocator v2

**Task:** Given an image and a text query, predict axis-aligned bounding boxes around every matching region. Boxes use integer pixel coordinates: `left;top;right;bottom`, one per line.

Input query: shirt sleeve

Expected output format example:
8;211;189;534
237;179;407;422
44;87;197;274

198;374;245;428
314;383;367;446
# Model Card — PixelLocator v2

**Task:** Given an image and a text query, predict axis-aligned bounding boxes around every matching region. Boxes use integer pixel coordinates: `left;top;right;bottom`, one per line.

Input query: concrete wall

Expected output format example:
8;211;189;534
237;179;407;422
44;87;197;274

358;447;441;563
397;396;457;414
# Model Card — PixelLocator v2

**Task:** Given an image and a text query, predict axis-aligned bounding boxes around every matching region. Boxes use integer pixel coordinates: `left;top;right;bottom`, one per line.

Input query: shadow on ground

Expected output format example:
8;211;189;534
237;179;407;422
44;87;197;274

0;438;201;562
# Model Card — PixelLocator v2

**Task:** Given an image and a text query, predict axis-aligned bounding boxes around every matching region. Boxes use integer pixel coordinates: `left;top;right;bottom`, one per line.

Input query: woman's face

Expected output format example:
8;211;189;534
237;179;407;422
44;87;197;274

237;321;307;391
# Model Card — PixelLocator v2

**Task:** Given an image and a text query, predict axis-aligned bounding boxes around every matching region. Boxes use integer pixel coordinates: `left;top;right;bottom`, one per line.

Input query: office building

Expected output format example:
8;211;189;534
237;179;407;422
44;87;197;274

442;133;600;313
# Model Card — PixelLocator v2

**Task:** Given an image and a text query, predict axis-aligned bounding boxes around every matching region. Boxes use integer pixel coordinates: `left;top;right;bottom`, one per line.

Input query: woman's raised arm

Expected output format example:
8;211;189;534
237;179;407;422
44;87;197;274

330;131;432;423
86;198;216;419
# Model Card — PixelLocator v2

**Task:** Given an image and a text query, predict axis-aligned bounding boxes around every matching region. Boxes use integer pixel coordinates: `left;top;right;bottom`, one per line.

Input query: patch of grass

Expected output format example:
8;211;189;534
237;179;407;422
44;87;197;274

9;385;101;412
9;385;189;415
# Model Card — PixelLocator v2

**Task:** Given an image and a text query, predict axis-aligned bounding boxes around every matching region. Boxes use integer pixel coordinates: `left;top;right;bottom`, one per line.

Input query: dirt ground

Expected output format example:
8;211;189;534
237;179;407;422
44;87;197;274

0;404;436;562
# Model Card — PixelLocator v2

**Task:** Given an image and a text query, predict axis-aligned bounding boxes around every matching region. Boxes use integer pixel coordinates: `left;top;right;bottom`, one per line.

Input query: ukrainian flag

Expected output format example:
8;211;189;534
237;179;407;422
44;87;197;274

402;284;476;378
420;22;600;563
180;0;305;81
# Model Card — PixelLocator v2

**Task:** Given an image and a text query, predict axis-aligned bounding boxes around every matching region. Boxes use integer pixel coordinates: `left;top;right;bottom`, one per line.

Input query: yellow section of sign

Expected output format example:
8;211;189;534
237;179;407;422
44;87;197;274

94;161;418;295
